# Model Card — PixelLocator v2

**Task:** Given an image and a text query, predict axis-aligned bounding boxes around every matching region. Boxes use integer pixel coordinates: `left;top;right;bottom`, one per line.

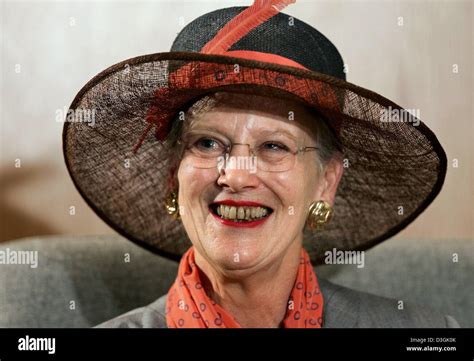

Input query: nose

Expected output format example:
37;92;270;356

216;144;260;192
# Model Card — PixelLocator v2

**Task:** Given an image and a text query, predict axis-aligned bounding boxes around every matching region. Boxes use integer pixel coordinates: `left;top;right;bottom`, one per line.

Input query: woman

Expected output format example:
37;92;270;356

168;91;342;328
63;1;458;328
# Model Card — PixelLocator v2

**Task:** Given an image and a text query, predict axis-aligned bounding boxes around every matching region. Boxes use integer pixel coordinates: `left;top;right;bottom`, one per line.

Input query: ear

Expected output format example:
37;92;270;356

312;156;344;206
167;163;180;193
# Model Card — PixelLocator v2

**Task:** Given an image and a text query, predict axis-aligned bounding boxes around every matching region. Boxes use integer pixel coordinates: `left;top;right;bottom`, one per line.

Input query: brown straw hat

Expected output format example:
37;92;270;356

62;1;447;264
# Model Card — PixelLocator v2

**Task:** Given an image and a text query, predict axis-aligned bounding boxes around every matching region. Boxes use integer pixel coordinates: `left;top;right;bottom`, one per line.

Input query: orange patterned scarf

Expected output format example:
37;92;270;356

166;247;323;328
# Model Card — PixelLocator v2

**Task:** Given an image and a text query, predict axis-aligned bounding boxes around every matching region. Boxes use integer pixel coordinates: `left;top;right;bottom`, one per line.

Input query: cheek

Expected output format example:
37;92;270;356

270;170;306;206
268;163;317;218
178;159;208;187
177;159;217;208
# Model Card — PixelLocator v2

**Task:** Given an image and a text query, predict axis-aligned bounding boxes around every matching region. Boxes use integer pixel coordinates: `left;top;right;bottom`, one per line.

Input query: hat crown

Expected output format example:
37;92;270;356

171;6;346;80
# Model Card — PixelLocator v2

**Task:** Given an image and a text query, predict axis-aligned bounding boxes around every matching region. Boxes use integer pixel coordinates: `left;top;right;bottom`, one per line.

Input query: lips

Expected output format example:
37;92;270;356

209;200;273;227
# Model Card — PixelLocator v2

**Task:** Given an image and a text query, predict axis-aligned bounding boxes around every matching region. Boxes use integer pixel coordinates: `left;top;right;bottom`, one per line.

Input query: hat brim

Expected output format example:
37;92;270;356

63;51;447;264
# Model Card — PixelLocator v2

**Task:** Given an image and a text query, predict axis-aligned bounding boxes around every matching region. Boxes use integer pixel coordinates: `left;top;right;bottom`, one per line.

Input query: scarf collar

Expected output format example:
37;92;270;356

166;247;323;328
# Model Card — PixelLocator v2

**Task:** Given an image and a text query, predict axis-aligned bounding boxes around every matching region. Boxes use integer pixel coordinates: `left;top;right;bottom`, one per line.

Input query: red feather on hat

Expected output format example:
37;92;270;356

201;0;296;54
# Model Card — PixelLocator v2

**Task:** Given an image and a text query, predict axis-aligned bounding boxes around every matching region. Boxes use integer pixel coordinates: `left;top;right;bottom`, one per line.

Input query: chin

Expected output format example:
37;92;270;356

202;237;269;272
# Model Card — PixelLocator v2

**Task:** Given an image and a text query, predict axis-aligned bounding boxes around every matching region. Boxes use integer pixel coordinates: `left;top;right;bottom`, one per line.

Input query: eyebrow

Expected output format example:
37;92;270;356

186;126;299;142
254;129;298;142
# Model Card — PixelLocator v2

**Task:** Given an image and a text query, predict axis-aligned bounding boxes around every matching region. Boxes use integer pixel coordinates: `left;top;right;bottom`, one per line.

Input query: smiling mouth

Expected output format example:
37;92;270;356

209;203;273;223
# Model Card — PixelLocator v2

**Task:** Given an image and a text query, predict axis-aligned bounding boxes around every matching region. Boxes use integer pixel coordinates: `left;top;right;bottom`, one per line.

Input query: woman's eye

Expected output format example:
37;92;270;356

261;142;289;152
195;138;221;151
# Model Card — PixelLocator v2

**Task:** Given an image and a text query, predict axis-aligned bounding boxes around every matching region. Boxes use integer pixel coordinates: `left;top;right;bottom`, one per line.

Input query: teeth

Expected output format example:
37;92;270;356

245;208;251;220
214;204;271;222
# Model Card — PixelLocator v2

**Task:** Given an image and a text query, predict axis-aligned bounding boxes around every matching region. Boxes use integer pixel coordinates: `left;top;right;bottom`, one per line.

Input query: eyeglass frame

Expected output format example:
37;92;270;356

176;137;320;173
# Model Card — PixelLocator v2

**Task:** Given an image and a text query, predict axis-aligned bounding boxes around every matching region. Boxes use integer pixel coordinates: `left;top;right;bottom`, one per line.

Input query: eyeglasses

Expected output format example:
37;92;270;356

177;132;319;173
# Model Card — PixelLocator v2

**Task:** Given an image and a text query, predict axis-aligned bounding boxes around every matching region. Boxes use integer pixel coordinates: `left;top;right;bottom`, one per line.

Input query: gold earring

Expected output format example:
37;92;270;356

164;191;180;219
307;200;333;230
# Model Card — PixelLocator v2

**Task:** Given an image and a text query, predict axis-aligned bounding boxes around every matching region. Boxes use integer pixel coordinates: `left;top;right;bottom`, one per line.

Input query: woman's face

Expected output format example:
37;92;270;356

177;94;336;272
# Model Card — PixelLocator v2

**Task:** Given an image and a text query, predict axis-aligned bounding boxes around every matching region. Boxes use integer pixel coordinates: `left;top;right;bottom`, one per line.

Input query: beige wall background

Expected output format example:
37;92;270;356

1;0;472;243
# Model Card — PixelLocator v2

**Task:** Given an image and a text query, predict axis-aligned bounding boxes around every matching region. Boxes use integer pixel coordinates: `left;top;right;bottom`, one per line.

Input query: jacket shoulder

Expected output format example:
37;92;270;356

95;279;460;328
94;295;168;328
319;278;460;328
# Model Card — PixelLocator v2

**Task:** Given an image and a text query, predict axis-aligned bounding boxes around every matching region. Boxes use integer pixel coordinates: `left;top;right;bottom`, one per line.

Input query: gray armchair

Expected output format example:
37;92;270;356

0;235;472;327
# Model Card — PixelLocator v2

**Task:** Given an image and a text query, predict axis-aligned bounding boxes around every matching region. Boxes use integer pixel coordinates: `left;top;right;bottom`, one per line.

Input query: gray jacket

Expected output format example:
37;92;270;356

96;278;460;328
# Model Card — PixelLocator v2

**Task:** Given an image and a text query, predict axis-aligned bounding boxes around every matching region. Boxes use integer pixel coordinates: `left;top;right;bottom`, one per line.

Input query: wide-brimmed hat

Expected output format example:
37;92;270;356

63;0;447;265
